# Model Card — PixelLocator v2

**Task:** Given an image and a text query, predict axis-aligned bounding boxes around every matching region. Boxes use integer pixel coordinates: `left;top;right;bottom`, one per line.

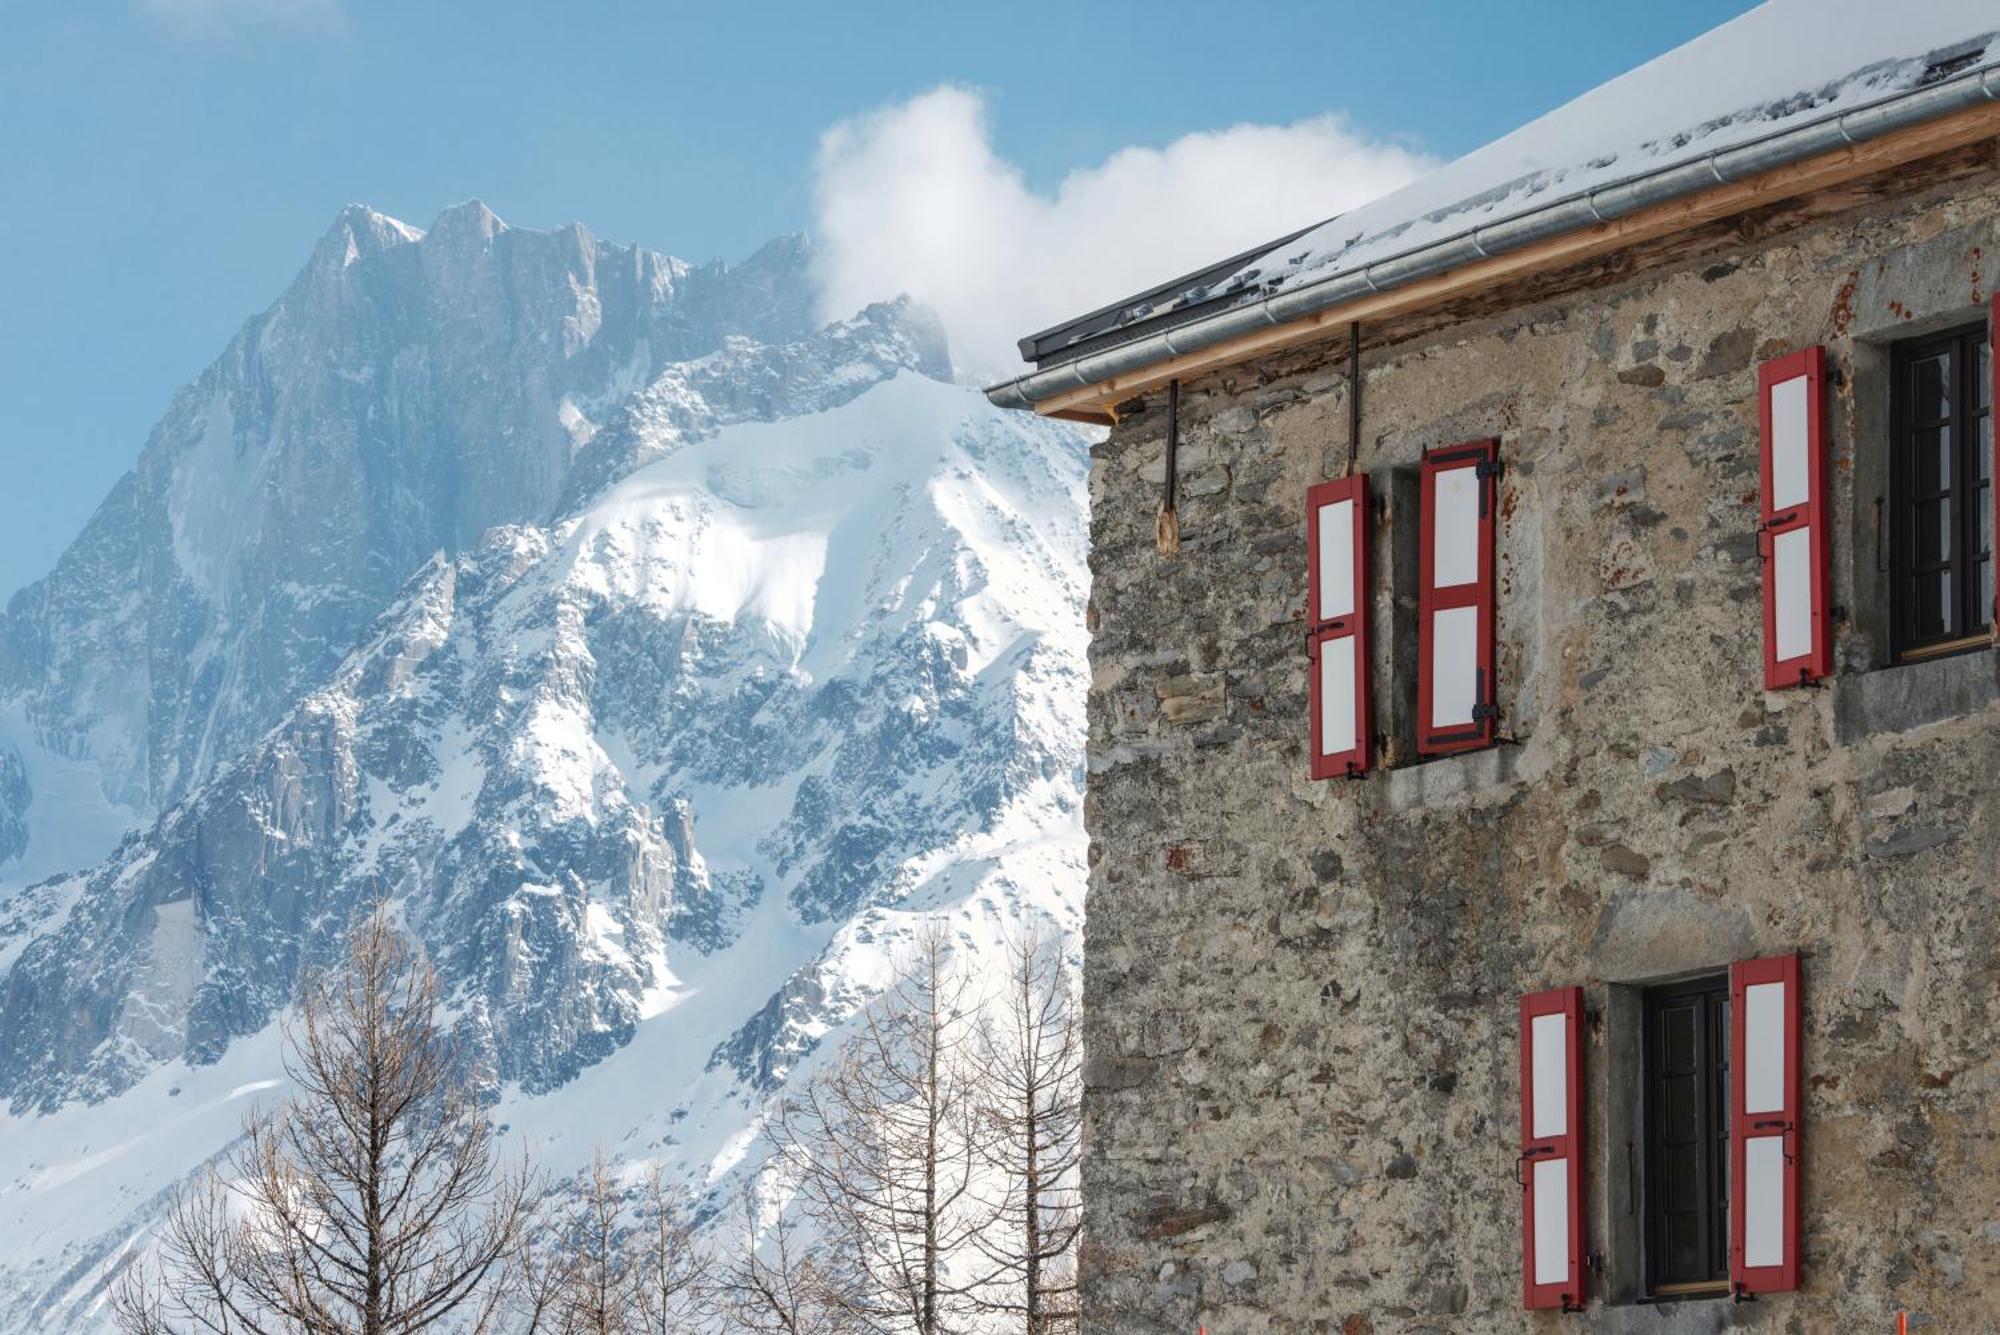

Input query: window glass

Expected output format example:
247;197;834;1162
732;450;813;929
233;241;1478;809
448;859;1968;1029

1644;977;1730;1293
1890;324;1993;657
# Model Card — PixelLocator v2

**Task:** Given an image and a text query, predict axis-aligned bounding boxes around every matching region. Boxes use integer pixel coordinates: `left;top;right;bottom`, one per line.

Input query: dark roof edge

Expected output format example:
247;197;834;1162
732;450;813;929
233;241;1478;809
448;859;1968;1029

986;58;2000;414
1015;222;1321;367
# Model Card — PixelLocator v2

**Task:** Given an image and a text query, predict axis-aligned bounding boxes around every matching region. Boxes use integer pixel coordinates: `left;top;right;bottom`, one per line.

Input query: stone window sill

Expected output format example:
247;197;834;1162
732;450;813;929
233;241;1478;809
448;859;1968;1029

1383;743;1521;812
1831;648;2000;744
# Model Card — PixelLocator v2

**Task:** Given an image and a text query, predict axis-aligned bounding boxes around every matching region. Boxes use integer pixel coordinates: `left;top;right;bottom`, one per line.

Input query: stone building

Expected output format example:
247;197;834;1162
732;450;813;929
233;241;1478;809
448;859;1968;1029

986;5;2000;1331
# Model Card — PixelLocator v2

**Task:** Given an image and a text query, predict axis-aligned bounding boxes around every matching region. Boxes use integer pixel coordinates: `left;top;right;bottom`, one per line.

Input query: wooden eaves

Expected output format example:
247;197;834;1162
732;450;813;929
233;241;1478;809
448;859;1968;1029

1028;99;2000;426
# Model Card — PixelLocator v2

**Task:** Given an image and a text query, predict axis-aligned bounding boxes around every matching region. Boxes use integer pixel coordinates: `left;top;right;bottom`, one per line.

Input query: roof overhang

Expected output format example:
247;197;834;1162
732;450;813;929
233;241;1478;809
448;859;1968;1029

987;62;2000;426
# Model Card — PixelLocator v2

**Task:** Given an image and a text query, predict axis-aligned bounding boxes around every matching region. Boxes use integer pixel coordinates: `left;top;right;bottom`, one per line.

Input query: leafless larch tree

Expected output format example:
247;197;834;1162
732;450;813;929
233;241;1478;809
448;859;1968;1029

626;1163;706;1334
968;929;1082;1335
546;1152;641;1335
768;924;986;1335
113;910;535;1335
711;1183;838;1335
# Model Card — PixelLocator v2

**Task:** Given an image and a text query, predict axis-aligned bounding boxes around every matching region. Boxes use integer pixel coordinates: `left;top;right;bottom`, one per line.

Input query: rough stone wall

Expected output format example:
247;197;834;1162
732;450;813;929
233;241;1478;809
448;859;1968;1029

1079;166;2000;1334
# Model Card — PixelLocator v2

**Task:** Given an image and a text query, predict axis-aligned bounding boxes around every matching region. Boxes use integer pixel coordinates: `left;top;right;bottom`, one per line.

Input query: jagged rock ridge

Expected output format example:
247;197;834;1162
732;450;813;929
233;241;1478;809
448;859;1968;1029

0;205;1088;1331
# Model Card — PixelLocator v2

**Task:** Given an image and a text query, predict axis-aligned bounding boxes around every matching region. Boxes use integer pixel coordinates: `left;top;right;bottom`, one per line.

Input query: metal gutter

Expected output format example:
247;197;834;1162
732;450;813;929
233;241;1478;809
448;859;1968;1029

985;58;2000;413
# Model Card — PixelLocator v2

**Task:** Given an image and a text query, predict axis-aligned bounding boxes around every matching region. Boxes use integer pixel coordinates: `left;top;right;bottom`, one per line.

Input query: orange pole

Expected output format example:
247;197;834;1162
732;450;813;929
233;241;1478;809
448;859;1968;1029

1898;1313;1908;1335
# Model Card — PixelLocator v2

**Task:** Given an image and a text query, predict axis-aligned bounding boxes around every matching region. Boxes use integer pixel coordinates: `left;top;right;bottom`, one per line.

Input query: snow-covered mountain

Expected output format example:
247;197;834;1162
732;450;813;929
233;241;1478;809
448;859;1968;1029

0;204;1088;1330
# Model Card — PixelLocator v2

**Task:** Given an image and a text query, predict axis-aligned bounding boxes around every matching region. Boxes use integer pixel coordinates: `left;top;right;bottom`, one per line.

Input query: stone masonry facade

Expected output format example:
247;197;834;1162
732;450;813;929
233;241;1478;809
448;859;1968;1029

1079;164;2000;1333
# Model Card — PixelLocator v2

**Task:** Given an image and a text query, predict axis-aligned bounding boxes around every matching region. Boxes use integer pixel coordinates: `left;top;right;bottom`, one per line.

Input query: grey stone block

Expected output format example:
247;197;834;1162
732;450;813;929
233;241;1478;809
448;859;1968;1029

1831;650;2000;745
1384;744;1520;811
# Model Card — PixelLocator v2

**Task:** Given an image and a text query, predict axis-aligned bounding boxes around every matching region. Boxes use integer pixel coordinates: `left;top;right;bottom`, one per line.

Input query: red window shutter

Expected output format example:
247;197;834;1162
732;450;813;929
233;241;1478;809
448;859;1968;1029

1519;986;1585;1311
1417;440;1498;755
1729;954;1802;1296
1757;349;1831;688
1307;476;1372;778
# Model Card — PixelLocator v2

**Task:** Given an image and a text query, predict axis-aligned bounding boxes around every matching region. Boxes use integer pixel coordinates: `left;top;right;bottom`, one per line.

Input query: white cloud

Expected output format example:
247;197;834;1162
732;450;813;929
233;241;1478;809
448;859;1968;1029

811;86;1434;382
135;0;343;36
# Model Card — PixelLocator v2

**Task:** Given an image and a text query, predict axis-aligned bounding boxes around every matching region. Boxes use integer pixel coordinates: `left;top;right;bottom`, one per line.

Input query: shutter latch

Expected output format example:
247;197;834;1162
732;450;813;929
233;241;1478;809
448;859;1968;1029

1472;702;1502;722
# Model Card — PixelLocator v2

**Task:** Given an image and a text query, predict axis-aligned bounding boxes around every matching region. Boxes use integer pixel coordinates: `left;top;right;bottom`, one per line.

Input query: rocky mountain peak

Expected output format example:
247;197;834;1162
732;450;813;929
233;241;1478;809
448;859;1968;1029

0;203;1088;1330
425;196;508;242
309;202;425;273
0;206;917;845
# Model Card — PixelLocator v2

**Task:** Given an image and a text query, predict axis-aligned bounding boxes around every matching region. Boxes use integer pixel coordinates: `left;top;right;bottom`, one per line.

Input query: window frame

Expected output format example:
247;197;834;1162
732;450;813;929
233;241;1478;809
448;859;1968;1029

1640;974;1732;1300
1887;321;1993;661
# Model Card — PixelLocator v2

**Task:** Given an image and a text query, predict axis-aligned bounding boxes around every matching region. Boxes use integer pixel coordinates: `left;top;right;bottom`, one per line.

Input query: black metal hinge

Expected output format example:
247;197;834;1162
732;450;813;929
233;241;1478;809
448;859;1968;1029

1476;456;1505;516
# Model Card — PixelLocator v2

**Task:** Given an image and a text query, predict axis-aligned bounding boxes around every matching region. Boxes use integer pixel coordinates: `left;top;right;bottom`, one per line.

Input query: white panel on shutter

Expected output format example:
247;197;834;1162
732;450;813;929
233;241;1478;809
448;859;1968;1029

1743;1136;1786;1268
1772;528;1812;664
1743;981;1786;1113
1431;605;1479;728
1318;635;1357;758
1532;1159;1569;1285
1768;374;1810;511
1316;496;1355;621
1530;1011;1567;1139
1433;466;1481;588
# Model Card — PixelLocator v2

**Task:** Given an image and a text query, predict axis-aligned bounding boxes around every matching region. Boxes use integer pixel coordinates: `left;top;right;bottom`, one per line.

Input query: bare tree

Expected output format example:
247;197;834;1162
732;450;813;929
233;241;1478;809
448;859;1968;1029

969;929;1082;1335
510;1222;569;1335
549;1152;638;1335
713;1183;837;1335
114;910;534;1335
768;924;985;1335
627;1164;705;1334
508;1153;705;1335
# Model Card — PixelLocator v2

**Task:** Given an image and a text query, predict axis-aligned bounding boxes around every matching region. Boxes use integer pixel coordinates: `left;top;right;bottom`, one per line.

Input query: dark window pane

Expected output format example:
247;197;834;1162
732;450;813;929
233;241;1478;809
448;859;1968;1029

1667;1216;1701;1280
1665;1144;1700;1210
1980;342;1991;412
1663;1006;1695;1070
1914;426;1953;495
1981;415;1993;485
1914;498;1953;565
1914;569;1952;640
1915;353;1953;422
1664;1077;1697;1139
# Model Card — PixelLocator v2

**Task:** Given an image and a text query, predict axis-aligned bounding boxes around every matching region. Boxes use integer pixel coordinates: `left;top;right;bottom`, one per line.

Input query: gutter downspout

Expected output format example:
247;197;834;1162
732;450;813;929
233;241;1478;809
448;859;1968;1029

1157;379;1180;557
986;58;2000;413
1345;322;1361;478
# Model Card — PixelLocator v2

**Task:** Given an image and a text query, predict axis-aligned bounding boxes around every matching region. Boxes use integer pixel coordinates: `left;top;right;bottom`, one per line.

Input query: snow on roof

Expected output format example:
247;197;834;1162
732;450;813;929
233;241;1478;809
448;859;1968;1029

1228;0;2000;299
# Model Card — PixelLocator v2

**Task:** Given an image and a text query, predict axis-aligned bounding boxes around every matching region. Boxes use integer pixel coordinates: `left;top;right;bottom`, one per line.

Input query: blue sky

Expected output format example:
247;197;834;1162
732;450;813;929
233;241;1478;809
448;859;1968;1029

0;0;1757;595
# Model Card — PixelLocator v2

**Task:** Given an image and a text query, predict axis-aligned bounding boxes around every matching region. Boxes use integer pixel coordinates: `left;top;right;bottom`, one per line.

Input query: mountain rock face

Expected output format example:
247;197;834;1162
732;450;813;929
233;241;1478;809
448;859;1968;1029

0;203;853;861
0;206;1087;1330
